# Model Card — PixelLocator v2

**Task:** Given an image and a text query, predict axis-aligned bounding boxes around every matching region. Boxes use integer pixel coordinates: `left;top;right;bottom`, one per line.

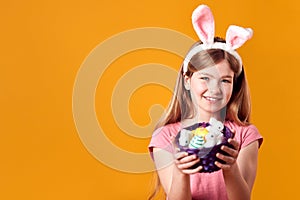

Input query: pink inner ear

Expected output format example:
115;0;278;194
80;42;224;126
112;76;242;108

192;5;215;44
226;25;253;49
229;36;242;48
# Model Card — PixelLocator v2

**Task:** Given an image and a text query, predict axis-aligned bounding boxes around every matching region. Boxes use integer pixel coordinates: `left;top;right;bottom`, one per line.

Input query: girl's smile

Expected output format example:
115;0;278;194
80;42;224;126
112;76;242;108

203;96;222;102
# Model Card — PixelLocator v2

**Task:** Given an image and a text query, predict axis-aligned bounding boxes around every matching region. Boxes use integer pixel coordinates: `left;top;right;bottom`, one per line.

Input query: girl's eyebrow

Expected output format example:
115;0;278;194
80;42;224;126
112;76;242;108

197;72;233;79
197;72;213;77
221;75;233;79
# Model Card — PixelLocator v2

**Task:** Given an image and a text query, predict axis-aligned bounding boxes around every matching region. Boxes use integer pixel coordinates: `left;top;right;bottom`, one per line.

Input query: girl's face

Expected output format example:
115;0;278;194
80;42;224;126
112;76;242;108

184;59;234;120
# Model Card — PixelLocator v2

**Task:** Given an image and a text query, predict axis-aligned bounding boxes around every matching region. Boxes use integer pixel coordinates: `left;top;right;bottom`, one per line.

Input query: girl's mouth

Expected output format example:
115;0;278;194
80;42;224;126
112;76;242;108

203;96;221;102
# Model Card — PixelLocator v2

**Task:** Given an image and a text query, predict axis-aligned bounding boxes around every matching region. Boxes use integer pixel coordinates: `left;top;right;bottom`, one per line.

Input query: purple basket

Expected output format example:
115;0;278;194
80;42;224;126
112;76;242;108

175;122;234;173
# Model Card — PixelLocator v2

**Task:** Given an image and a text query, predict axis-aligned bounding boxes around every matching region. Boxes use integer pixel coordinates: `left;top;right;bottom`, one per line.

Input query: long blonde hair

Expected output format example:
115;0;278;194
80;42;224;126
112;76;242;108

148;37;251;199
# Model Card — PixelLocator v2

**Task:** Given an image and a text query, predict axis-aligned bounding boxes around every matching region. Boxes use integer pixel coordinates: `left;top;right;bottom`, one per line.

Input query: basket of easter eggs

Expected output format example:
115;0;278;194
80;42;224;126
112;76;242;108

175;118;234;173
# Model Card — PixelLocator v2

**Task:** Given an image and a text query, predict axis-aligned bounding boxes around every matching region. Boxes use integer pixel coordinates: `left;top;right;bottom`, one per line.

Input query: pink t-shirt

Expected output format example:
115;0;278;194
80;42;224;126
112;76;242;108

148;120;263;200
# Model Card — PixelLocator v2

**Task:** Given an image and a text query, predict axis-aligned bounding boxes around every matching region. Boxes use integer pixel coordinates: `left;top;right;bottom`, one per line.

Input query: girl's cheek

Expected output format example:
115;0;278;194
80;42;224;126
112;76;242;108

198;83;208;92
193;80;207;88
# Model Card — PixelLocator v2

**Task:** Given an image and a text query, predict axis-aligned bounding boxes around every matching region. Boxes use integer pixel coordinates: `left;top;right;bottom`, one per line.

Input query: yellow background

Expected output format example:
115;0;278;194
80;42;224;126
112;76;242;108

1;0;299;199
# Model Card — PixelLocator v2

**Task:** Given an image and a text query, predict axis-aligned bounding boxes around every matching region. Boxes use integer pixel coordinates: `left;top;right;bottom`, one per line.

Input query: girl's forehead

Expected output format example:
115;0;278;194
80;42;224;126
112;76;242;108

195;61;233;76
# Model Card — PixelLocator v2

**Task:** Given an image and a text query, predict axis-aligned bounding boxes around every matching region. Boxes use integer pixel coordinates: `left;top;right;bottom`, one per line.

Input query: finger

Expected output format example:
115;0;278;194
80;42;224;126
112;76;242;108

230;128;236;137
228;138;240;150
176;157;200;170
214;161;231;170
182;165;203;174
230;128;235;132
174;152;188;160
176;154;198;164
220;145;239;158
216;153;236;164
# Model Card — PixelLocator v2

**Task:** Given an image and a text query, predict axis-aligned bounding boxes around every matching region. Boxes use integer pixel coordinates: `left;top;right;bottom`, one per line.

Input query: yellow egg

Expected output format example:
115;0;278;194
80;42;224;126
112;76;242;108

193;127;209;136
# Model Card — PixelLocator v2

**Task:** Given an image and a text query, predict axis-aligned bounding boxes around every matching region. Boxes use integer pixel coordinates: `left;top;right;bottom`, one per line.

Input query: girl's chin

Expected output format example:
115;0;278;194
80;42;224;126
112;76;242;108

199;104;224;111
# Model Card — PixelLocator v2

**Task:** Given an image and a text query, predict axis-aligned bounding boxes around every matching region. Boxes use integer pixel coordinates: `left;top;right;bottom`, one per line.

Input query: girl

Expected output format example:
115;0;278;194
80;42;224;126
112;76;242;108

148;5;263;200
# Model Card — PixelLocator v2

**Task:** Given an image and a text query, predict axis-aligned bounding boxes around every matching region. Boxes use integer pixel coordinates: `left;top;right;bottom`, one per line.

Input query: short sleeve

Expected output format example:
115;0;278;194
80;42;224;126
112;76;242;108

225;121;263;149
148;123;181;160
240;125;263;148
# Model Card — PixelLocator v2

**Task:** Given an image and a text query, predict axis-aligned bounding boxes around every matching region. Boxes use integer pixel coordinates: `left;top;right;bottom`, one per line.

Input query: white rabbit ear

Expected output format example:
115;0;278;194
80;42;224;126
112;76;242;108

192;5;215;44
226;25;253;49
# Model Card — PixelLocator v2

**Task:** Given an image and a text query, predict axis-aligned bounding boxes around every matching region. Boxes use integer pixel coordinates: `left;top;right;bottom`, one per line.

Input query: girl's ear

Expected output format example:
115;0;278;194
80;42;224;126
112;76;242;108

184;75;191;90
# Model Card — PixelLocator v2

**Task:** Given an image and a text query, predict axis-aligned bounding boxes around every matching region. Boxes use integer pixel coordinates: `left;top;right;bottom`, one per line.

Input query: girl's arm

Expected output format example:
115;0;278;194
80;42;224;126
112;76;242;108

215;139;260;200
152;148;202;200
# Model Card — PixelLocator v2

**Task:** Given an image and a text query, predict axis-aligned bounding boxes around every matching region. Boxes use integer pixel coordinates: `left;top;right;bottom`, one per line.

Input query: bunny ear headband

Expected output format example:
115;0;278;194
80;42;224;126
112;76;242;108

183;5;253;75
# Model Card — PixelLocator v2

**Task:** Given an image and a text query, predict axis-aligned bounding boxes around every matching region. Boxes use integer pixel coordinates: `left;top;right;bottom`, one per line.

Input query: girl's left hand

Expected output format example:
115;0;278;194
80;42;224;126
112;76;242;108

215;138;240;171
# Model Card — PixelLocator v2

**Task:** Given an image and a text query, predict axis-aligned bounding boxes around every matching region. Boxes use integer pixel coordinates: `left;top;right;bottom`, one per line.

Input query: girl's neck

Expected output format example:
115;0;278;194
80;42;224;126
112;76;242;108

181;109;226;127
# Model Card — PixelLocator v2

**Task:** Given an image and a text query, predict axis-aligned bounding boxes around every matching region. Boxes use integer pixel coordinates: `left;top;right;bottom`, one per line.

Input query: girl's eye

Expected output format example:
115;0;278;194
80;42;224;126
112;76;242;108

221;79;232;83
200;77;209;81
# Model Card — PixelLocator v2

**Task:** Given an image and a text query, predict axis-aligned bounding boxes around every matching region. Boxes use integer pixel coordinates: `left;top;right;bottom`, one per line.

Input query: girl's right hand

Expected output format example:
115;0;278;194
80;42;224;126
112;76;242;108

174;152;202;174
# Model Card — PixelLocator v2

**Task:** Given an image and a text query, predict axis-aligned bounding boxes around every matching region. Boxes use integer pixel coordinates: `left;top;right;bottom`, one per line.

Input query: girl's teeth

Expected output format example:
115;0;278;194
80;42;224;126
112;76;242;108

205;97;217;101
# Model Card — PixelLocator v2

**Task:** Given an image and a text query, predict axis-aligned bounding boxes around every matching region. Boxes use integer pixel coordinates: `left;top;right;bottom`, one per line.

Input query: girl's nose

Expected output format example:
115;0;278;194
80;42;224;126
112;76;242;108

207;80;222;94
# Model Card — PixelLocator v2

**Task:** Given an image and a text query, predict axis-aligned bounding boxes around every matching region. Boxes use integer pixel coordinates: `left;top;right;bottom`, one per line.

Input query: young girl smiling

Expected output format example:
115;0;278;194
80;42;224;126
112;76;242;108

148;5;263;200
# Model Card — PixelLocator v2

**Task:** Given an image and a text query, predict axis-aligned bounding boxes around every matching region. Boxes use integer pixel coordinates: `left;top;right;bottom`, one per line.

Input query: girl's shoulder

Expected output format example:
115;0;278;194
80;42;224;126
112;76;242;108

225;120;259;132
153;122;182;138
149;122;182;156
